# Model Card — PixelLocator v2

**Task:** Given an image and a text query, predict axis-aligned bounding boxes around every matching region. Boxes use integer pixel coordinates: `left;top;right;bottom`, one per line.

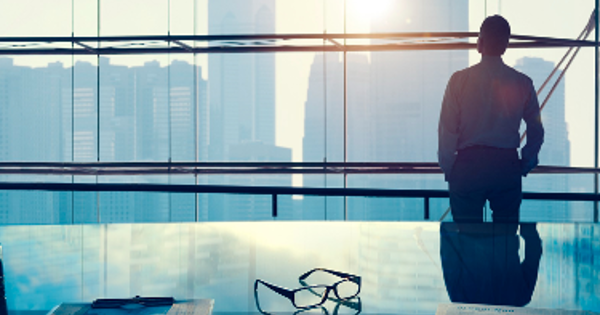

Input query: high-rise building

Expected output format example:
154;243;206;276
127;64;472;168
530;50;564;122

364;0;468;220
0;58;71;224
369;0;469;164
302;53;371;219
302;1;469;220
515;57;571;221
0;58;208;224
207;0;293;220
208;0;276;160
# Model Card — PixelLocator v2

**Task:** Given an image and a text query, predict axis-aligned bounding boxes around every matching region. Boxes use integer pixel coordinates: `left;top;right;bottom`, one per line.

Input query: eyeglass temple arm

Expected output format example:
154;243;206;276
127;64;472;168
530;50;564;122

255;279;295;300
298;279;322;297
299;268;360;283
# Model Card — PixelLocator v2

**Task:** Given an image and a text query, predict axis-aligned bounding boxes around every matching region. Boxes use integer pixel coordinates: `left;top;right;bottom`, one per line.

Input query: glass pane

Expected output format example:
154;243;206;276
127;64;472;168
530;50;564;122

470;0;595;38
0;0;72;36
100;0;168;36
0;57;72;162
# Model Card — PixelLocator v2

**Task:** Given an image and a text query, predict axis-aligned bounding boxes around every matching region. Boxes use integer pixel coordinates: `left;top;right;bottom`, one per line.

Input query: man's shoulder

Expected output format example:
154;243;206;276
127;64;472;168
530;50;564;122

449;66;471;82
454;62;534;86
503;64;534;84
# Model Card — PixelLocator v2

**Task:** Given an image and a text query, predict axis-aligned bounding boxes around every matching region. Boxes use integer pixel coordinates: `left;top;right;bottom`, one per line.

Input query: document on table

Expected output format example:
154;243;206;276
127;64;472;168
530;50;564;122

51;299;213;315
436;303;598;315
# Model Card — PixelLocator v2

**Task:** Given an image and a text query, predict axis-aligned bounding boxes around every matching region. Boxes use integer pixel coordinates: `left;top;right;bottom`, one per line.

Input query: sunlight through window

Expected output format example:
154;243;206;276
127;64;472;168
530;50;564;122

350;0;393;23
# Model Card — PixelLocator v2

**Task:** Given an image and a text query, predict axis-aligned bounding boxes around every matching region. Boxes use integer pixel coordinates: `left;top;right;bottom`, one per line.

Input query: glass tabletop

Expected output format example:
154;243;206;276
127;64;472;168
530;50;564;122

0;222;598;314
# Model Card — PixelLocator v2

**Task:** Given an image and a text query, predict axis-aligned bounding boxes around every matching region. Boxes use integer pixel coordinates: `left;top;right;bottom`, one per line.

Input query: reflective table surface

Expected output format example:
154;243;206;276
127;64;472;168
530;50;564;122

0;222;598;314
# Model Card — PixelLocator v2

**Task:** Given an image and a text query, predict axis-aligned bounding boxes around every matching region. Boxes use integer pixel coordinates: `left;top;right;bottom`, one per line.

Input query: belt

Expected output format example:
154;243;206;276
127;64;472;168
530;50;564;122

458;145;517;152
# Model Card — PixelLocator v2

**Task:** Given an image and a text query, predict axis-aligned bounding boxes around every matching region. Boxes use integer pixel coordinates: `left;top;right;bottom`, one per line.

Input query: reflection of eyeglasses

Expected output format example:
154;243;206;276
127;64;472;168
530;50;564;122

292;297;362;315
254;268;361;310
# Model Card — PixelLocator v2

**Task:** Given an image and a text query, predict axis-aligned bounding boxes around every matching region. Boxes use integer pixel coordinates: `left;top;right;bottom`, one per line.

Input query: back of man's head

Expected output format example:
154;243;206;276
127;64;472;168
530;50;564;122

478;15;511;56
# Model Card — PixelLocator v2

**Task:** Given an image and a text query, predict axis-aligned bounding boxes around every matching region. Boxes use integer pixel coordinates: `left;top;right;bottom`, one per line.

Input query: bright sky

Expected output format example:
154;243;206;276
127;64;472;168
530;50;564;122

0;0;597;172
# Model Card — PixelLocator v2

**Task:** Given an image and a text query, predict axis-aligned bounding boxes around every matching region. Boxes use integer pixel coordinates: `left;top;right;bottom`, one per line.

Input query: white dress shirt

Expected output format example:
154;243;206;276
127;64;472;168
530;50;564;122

438;55;544;179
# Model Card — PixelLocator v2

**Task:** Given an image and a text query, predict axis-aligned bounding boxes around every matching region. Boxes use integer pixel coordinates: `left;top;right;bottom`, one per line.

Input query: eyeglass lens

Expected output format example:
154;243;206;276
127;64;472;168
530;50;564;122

334;280;360;300
295;286;327;308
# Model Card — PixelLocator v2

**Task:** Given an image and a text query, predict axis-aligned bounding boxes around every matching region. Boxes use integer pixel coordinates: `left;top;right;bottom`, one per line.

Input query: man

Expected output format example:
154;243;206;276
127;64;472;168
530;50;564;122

438;15;544;224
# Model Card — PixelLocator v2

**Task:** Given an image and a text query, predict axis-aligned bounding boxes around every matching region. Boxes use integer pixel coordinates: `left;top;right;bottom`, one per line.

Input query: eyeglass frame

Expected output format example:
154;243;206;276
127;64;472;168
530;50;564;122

298;268;362;304
254;268;361;310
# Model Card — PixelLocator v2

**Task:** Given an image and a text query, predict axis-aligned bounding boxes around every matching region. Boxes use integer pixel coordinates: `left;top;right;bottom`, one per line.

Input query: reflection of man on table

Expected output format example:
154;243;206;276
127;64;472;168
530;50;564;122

438;15;544;224
440;223;543;306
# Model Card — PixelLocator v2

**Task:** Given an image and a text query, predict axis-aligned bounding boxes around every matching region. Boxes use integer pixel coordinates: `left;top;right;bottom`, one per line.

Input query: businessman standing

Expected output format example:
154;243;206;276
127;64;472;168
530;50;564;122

438;15;544;224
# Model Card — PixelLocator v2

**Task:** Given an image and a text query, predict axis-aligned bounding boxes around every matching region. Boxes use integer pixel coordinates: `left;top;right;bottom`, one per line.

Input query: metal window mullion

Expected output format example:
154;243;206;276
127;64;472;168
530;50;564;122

343;0;348;221
96;0;101;224
168;0;173;223
595;0;599;223
71;0;75;225
193;0;199;222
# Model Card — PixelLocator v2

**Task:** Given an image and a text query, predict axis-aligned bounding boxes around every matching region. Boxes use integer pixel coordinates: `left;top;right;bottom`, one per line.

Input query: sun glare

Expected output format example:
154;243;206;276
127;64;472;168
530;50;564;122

351;0;392;22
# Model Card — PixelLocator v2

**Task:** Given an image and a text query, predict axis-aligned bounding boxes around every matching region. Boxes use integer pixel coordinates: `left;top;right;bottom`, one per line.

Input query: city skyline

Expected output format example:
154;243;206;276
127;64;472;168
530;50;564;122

0;0;592;224
0;1;594;169
0;53;576;222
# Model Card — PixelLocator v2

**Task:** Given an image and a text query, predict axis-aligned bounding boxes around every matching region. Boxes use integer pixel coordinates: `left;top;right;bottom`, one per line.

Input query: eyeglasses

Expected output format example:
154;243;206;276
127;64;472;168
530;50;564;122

254;268;361;310
298;268;361;304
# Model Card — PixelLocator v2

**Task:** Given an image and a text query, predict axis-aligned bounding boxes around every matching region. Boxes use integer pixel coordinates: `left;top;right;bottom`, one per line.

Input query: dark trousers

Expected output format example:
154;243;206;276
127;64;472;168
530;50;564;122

449;146;522;224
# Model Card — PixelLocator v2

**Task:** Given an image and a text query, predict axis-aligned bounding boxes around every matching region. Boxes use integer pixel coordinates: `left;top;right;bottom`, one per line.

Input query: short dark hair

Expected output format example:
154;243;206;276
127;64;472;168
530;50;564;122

479;15;511;55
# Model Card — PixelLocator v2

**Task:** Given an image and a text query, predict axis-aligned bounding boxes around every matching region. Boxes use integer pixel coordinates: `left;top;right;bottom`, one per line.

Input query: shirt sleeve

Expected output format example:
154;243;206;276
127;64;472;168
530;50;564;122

520;81;544;177
438;73;461;181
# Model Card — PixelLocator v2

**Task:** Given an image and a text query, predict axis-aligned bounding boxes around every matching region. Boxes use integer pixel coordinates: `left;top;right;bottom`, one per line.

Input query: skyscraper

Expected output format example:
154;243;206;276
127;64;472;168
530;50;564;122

301;0;469;220
207;0;293;220
369;0;469;164
208;0;276;160
302;53;371;219
0;58;208;224
0;58;71;224
515;57;571;221
365;0;468;220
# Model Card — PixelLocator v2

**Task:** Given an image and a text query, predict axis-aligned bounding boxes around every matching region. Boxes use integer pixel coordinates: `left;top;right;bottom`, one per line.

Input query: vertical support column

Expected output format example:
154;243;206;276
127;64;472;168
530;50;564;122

424;197;430;220
193;0;199;223
167;0;172;223
595;0;599;223
343;0;348;221
96;0;101;163
96;0;101;224
71;0;75;225
272;194;278;218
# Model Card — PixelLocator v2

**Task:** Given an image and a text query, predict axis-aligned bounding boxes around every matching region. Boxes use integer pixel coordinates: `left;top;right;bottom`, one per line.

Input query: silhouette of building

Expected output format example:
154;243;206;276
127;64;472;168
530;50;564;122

207;0;276;160
302;53;370;219
302;0;468;220
366;0;468;220
0;58;70;224
0;58;208;224
515;57;571;221
207;0;293;220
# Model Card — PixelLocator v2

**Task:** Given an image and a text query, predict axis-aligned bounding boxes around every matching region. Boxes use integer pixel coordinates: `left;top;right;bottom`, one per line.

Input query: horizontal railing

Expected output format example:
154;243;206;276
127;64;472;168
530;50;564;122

0;182;596;221
0;32;595;55
0;162;595;175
